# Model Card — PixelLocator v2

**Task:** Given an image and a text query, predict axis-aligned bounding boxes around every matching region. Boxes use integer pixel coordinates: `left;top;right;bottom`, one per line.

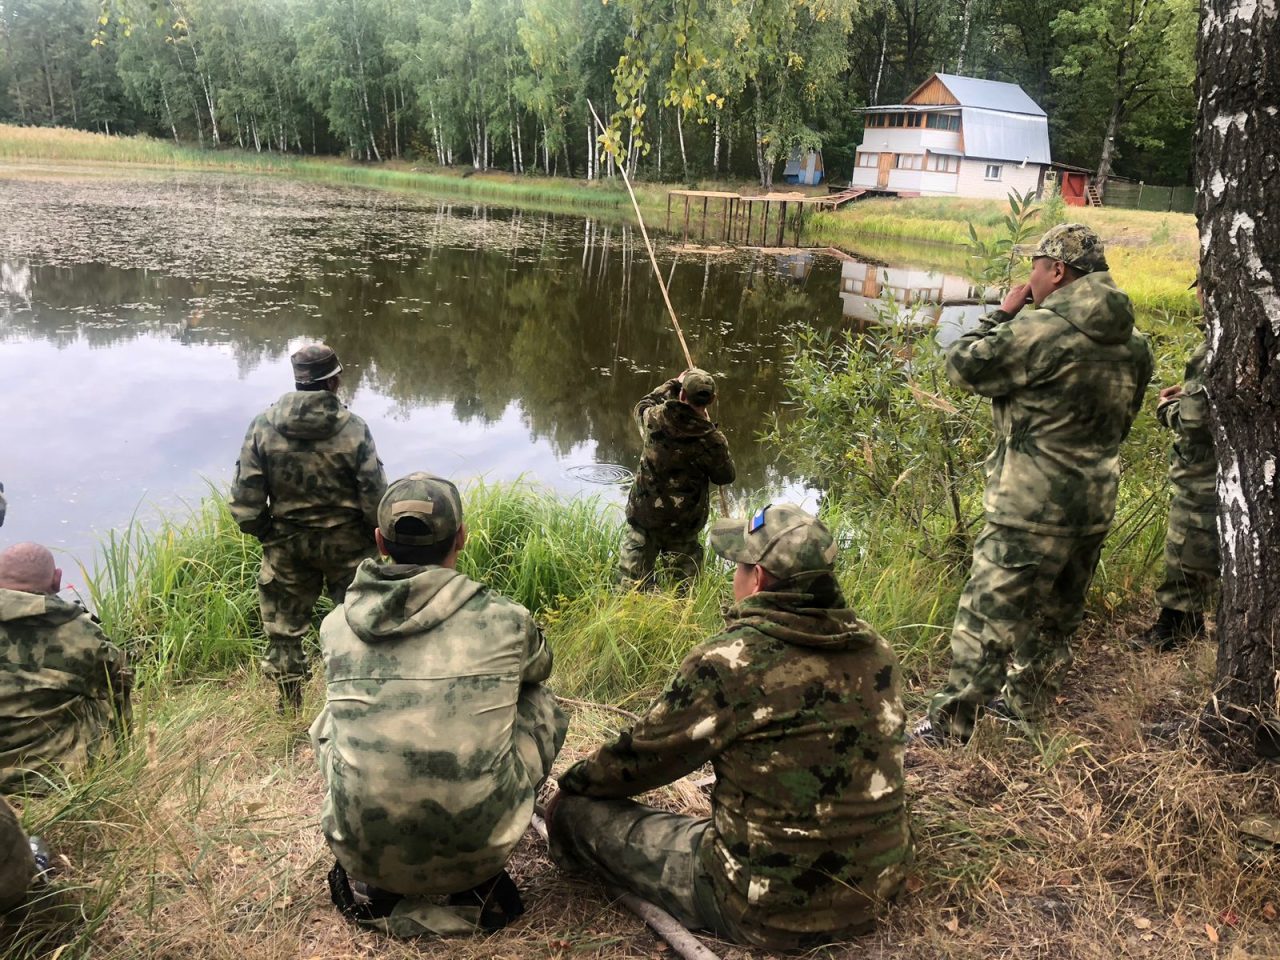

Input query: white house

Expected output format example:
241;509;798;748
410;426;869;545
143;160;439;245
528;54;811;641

850;73;1051;200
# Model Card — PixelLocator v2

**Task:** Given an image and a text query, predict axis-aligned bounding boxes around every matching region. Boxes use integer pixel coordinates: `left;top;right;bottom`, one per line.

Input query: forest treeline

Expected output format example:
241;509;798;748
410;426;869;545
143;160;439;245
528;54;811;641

0;0;1195;188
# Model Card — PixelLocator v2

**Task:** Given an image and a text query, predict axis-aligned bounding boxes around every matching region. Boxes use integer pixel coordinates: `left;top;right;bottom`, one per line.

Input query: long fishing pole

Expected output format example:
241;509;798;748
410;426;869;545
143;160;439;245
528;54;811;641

587;100;731;517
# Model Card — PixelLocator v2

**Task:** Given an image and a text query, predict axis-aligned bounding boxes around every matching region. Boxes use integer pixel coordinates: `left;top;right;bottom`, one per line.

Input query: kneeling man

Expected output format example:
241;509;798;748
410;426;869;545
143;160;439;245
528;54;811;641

311;473;567;933
549;503;913;951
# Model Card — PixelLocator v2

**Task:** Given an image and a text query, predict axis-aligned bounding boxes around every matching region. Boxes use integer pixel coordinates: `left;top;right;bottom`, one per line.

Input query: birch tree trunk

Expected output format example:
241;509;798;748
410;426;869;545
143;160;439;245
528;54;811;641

1195;0;1280;766
1094;97;1122;199
676;107;689;181
713;114;721;173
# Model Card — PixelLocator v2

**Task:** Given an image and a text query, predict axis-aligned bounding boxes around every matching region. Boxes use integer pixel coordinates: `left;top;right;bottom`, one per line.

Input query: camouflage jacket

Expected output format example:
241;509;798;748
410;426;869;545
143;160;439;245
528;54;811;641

558;585;913;950
947;271;1154;536
310;560;559;895
626;379;735;534
1157;341;1217;509
229;391;386;539
0;589;130;793
0;795;34;912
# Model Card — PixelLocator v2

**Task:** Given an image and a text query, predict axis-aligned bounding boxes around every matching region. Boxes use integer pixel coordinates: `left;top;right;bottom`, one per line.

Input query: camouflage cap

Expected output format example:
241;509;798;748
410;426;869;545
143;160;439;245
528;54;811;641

681;368;717;406
1014;223;1109;274
709;502;838;580
291;343;343;384
377;472;463;546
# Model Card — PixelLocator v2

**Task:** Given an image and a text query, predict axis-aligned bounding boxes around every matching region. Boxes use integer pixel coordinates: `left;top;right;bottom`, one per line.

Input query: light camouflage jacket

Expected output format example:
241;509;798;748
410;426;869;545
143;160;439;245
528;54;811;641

229;390;385;538
558;581;913;951
947;271;1154;536
626;378;735;534
310;560;560;895
0;589;130;793
1157;341;1217;509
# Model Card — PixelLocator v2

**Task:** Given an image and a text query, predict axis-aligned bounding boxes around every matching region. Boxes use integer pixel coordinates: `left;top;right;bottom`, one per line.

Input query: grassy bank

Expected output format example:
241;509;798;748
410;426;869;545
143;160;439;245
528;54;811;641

1;125;1197;313
8;477;1280;959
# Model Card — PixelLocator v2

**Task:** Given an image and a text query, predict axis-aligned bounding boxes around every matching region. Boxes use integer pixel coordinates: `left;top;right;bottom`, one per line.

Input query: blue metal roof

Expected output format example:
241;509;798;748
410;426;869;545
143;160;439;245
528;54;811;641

931;74;1046;116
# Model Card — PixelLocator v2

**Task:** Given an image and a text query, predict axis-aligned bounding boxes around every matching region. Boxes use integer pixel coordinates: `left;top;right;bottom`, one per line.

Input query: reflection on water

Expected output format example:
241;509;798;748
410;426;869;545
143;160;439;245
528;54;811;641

838;256;995;347
0;169;989;569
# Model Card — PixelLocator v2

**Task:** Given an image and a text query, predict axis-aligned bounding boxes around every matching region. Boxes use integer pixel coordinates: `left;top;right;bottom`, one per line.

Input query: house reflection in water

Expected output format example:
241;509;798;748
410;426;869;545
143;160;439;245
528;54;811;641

836;254;996;347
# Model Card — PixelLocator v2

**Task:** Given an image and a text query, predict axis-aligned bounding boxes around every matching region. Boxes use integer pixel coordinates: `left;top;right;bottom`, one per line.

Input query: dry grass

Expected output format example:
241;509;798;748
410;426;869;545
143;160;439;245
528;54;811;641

7;611;1280;960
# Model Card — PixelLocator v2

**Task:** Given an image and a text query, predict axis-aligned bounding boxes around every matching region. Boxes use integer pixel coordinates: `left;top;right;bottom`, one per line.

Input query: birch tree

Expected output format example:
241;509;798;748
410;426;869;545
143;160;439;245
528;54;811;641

1194;0;1280;767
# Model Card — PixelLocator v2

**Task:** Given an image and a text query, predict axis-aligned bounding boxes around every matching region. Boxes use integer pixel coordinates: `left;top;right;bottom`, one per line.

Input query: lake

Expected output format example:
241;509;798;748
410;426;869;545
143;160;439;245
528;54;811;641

0;167;987;572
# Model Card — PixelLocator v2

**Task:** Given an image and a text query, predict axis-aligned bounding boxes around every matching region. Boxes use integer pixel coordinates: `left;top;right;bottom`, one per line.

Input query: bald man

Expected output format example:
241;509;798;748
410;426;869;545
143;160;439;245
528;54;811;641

0;543;130;793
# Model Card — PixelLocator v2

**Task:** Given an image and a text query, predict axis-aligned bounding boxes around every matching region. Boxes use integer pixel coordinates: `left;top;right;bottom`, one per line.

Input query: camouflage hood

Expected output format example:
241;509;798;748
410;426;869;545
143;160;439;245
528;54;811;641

341;561;483;644
267;390;352;441
646;399;721;440
0;588;81;627
725;584;879;652
1040;271;1135;345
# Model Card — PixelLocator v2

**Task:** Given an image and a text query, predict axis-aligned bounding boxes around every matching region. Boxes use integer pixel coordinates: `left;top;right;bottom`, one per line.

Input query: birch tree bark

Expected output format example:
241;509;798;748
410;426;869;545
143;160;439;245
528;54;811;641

1195;0;1280;766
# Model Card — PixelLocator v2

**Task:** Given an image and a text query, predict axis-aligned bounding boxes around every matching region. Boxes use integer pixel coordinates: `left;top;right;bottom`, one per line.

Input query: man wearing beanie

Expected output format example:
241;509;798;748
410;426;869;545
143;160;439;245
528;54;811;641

310;473;567;936
549;502;913;951
919;223;1154;743
229;343;386;711
619;367;735;588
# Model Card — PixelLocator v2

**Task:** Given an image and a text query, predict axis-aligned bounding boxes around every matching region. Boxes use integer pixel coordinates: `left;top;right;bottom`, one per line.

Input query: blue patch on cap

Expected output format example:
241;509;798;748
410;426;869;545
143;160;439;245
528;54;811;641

749;505;768;533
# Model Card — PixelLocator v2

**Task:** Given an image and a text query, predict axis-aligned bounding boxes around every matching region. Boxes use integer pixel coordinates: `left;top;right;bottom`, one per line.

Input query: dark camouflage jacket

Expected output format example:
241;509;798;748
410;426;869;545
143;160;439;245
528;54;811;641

947;271;1154;536
0;589;130;793
229;390;386;539
1157;341;1216;509
558;584;913;950
626;378;735;534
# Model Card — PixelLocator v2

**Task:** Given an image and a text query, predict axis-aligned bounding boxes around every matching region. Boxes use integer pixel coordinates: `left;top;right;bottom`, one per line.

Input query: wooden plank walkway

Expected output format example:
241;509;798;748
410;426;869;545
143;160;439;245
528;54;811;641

665;187;869;246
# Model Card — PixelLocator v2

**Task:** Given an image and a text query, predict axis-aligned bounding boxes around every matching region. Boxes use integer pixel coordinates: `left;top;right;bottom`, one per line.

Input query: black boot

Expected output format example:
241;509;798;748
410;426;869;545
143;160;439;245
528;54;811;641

1134;607;1205;651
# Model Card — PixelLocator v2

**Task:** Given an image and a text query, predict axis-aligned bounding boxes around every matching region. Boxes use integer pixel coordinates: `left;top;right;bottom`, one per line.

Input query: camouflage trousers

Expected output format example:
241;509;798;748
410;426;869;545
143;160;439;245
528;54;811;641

617;524;704;588
0;795;34;912
258;522;377;683
929;523;1107;739
1154;498;1219;614
549;796;740;941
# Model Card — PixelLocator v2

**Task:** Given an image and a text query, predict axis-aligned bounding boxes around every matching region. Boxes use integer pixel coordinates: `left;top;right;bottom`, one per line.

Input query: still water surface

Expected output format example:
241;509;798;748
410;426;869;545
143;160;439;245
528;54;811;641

0;169;984;571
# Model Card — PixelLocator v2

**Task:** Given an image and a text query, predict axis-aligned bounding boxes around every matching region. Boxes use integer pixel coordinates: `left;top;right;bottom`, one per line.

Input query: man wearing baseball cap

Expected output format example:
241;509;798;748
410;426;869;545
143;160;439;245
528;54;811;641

311;473;567;936
619;367;735;588
917;223;1154;744
229;343;387;711
549;502;912;950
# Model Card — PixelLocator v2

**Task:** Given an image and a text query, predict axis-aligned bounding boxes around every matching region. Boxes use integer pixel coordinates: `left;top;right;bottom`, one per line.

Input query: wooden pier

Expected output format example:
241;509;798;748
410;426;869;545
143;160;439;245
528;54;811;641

665;187;867;247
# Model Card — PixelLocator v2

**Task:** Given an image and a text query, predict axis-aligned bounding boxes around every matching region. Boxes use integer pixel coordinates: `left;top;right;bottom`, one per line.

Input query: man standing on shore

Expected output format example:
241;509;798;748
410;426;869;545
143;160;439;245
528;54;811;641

1135;278;1218;649
619;368;735;589
918;224;1154;743
229;344;386;711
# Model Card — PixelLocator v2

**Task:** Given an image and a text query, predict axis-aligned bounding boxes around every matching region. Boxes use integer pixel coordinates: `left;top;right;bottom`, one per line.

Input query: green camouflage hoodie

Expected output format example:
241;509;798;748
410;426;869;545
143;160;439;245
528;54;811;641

626;378;736;534
947;271;1154;536
229;390;386;538
310;560;564;895
1157;341;1217;509
558;583;913;950
0;589;130;793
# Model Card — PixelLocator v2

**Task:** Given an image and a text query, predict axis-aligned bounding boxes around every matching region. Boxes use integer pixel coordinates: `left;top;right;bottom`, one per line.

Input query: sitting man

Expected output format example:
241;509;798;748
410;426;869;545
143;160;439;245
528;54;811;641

0;543;131;793
620;368;735;588
550;503;913;951
310;473;567;936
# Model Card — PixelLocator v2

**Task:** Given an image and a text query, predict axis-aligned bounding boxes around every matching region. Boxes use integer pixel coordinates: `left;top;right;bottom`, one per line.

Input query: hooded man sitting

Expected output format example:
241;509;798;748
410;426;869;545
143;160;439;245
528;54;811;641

0;542;130;793
310;473;567;937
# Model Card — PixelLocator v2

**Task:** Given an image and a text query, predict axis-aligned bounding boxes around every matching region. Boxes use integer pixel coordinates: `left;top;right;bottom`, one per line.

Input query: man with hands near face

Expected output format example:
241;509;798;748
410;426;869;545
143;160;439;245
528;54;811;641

916;224;1154;743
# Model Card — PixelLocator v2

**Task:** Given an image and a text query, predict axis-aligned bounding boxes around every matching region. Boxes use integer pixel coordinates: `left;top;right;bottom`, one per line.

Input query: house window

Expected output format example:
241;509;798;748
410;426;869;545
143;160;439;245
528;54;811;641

985;164;1003;180
909;113;923;127
925;113;962;131
857;152;879;167
895;154;924;170
926;153;959;173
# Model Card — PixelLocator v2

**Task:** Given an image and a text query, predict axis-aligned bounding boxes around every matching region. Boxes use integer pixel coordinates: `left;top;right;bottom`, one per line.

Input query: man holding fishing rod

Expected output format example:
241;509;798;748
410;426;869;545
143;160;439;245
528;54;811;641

619;368;735;589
